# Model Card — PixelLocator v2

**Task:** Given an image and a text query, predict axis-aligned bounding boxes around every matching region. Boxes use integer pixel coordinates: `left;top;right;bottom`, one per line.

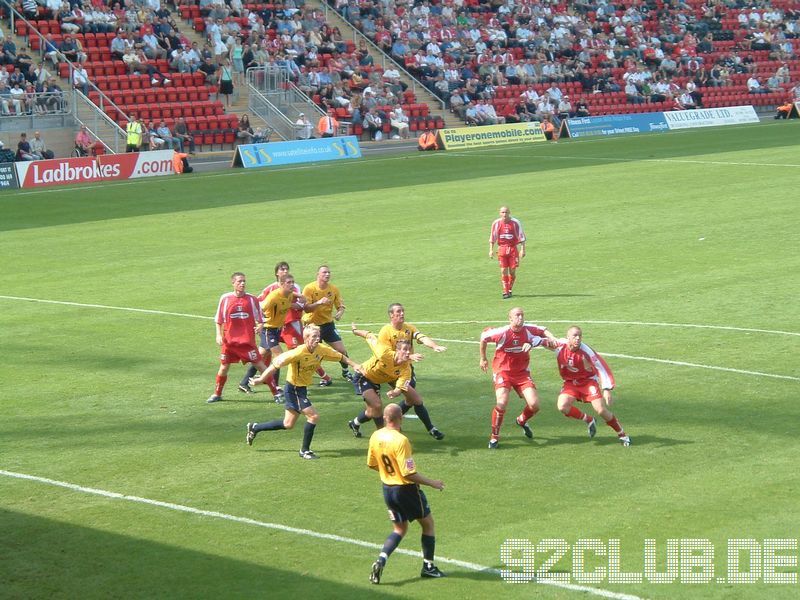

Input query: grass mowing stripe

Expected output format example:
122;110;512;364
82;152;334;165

0;469;644;600
1;296;797;381
2;296;798;337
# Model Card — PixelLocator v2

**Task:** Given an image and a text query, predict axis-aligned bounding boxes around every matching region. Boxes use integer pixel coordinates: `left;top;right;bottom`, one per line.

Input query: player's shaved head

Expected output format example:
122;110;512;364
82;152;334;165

567;326;582;336
508;307;524;319
384;403;402;424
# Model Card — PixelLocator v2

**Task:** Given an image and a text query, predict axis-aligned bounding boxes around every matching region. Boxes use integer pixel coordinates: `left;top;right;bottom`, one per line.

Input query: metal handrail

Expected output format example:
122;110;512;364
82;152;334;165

4;6;128;150
317;1;446;110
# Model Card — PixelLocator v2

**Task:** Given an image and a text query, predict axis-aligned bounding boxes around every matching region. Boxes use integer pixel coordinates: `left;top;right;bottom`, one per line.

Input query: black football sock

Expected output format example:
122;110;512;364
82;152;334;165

413;404;435;431
301;422;316;452
240;365;257;387
253;419;285;433
421;534;436;563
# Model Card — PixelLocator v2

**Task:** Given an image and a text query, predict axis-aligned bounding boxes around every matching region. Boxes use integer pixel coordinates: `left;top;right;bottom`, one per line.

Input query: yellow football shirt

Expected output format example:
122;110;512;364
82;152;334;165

261;289;296;328
367;427;417;486
274;344;344;387
377;323;428;350
301;281;342;325
360;336;411;390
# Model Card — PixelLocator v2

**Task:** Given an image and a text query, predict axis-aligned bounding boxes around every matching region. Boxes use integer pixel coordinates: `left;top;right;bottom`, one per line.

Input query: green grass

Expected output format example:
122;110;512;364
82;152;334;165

1;121;799;599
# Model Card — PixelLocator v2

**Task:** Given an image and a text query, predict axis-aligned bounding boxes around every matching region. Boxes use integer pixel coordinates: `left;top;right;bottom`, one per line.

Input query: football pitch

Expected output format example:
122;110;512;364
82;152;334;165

1;121;798;599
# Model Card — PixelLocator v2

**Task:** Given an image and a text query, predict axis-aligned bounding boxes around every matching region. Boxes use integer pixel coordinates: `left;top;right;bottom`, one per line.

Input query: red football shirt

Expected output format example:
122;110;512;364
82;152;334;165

215;292;263;346
481;324;548;374
555;340;615;389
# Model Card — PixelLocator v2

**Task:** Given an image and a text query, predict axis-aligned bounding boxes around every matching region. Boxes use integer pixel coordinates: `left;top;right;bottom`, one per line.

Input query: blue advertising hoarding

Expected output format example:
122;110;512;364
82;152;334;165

565;113;669;138
234;136;362;169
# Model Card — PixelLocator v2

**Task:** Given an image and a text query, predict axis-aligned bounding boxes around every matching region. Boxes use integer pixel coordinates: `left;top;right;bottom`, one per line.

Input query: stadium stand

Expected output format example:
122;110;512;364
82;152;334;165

326;0;800;123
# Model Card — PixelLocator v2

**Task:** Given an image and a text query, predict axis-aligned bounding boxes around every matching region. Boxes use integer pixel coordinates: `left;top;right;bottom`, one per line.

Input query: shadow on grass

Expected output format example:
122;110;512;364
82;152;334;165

0;509;397;599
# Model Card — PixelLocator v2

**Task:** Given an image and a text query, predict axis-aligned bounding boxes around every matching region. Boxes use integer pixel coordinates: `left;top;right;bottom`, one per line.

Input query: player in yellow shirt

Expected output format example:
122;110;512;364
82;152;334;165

241;272;305;403
367;403;445;584
302;265;353;381
346;324;423;438
246;324;363;459
377;303;447;440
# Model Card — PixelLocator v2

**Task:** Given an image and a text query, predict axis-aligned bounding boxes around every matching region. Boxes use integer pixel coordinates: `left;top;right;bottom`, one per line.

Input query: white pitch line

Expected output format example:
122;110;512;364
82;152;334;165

2;296;798;338
0;469;642;600
1;295;796;381
433;338;799;382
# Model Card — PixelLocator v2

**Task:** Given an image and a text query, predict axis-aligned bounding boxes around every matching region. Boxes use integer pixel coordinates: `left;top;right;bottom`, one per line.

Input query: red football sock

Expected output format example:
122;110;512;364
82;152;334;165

518;404;537;424
510;273;516;290
214;375;227;396
491;406;506;438
501;275;509;293
565;405;591;422
267;375;279;395
316;367;328;378
605;416;624;435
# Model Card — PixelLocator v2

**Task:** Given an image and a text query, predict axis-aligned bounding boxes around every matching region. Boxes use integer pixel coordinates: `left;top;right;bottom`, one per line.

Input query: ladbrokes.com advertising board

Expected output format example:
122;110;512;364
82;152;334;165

438;122;547;149
14;150;176;188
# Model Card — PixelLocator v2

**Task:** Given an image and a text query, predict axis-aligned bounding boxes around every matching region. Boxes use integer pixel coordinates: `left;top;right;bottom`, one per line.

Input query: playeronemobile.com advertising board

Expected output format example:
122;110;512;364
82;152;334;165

565;105;759;138
12;150;176;188
233;136;362;169
437;122;546;149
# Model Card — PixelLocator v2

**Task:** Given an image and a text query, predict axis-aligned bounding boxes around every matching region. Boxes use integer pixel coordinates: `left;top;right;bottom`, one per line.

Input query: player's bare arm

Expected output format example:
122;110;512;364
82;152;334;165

419;335;447;353
407;472;444;491
479;340;489;371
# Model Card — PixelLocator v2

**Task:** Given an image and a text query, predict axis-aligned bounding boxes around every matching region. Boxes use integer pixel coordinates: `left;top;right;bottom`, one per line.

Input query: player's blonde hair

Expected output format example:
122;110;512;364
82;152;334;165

303;324;321;339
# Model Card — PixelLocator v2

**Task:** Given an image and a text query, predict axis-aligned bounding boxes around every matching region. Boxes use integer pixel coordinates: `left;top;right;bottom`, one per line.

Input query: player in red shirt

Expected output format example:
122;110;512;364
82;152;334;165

489;206;526;299
553;326;630;446
479;307;557;449
207;272;270;403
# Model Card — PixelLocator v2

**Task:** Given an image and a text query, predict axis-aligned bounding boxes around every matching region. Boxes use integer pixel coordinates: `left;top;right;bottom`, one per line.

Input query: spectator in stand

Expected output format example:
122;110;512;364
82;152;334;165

236;114;255;144
110;31;127;61
146;121;165;151
747;75;769;94
16;132;37;160
199;56;218;84
575;98;590;117
8;83;25;114
75;124;93;156
156;121;181;150
388;109;410;139
675;90;696;110
44;77;64;113
30;131;54;160
625;79;646;104
73;64;90;95
557;96;573;120
363;107;383;140
173;117;196;154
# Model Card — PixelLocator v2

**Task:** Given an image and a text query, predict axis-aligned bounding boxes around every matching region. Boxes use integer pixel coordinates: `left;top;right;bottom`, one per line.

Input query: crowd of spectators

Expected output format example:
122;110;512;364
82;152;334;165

328;0;800;122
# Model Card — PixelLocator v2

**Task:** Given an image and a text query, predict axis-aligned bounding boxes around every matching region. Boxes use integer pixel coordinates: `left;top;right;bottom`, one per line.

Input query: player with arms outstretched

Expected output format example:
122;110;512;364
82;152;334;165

246;324;363;459
489;206;526;299
377;303;446;440
347;325;423;437
479;307;557;448
553;326;630;446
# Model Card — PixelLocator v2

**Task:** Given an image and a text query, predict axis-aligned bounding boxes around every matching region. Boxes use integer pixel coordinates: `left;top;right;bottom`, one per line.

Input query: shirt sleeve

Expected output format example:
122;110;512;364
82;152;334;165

395;437;416;477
